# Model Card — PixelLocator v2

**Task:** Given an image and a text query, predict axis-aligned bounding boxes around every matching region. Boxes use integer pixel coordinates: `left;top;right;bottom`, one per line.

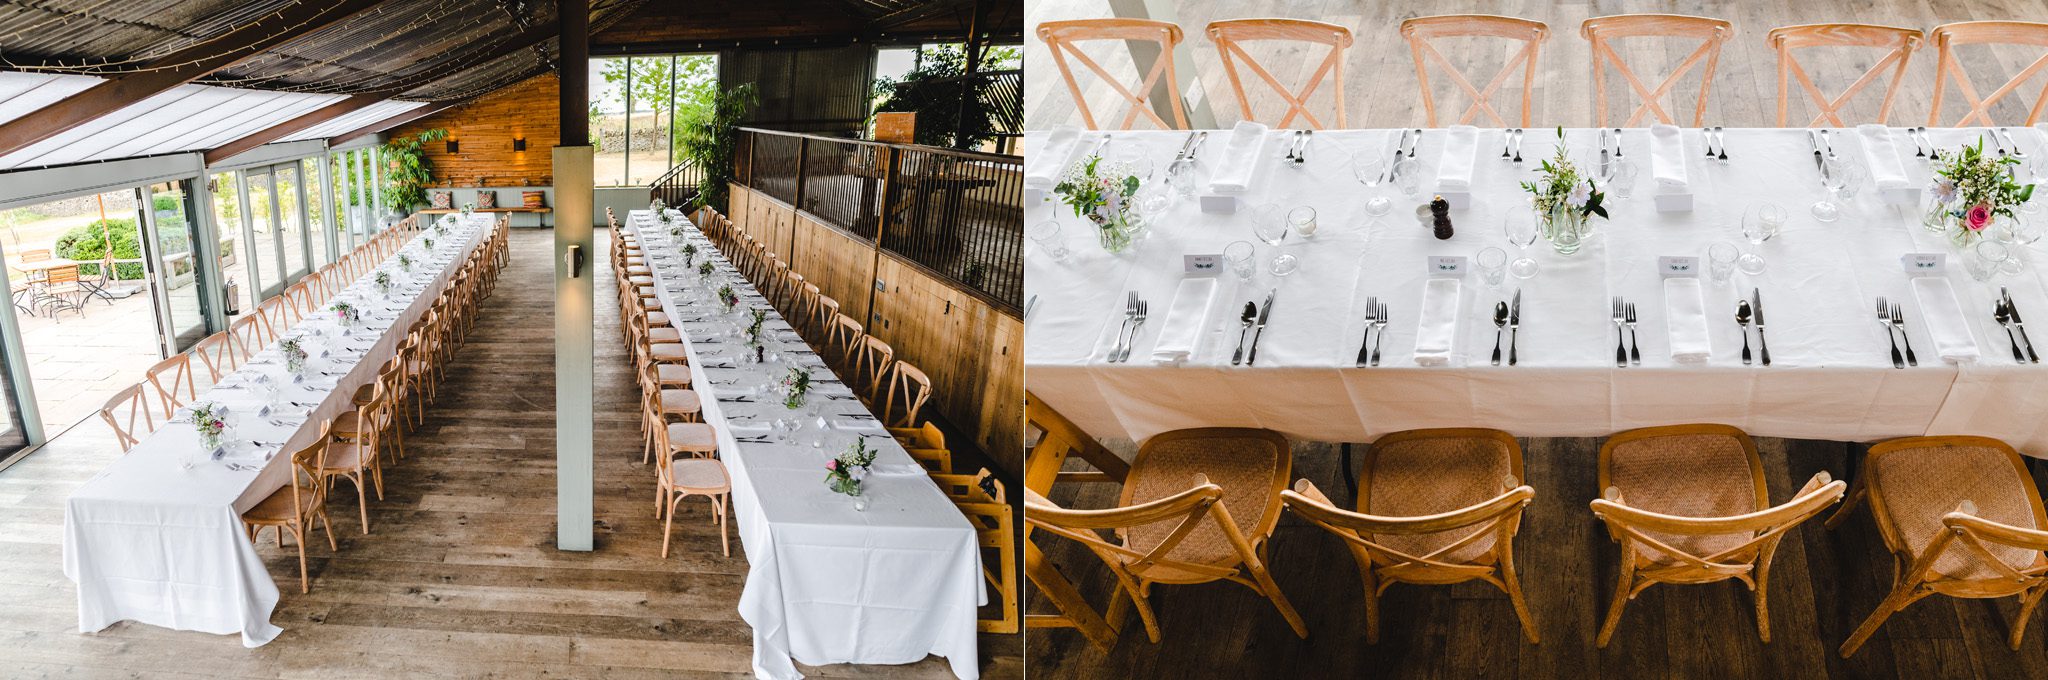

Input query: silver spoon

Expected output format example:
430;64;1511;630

1491;301;1508;365
1737;300;1753;365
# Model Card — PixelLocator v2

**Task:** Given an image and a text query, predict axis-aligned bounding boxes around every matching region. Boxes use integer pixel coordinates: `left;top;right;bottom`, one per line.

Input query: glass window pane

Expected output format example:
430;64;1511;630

592;57;629;187
275;166;306;281
147;181;208;351
246;170;276;297
302;157;328;267
209;172;253;317
626;55;670;186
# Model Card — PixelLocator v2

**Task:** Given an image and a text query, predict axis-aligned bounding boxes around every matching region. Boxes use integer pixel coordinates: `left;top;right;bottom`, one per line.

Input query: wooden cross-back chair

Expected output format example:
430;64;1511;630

241;426;336;594
1834;436;2048;657
852;335;895;405
1206;19;1354;129
99;382;155;452
1768;24;1923;127
1021;392;1129;651
1400;15;1550;128
1927;21;2048;126
191;331;244;383
1025;427;1307;644
1588;424;1844;648
230;311;273;353
144;354;199;414
1037;18;1191;130
1282;428;1540;644
879;359;930;429
1581;14;1734;127
931;468;1021;634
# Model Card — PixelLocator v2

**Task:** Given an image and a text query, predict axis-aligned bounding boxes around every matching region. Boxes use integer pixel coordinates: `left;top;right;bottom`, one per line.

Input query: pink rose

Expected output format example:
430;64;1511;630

1967;203;1993;231
826;460;840;471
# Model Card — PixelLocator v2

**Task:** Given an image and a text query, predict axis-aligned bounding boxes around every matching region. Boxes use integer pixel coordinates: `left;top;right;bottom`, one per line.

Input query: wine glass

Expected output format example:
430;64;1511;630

1502;206;1540;279
1996;213;2043;246
1812;156;1858;221
1250;204;1297;276
1738;201;1784;274
1351;151;1392;216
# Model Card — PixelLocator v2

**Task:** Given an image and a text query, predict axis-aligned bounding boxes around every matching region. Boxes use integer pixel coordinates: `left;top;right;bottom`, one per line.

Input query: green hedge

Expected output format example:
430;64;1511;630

51;218;193;280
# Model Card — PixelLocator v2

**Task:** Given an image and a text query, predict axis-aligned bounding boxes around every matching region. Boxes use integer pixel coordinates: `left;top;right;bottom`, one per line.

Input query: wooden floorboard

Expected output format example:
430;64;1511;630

1026;434;2048;679
0;228;1020;679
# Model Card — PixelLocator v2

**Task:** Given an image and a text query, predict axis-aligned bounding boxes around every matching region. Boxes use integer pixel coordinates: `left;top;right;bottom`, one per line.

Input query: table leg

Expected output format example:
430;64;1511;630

1341;442;1358;505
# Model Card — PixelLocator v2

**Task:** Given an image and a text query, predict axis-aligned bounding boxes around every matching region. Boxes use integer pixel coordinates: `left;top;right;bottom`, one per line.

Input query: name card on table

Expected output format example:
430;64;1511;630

1654;192;1694;212
1427;255;1468;278
1199;194;1241;214
1659;255;1700;278
1184;254;1223;276
1902;252;1947;275
1882;187;1923;206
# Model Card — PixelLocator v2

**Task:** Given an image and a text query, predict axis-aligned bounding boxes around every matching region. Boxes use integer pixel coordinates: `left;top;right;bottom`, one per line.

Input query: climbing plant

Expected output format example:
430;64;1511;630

381;128;449;211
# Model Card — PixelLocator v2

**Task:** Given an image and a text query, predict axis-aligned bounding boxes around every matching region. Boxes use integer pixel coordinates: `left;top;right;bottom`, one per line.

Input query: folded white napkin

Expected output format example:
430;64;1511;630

1414;278;1461;366
1436;125;1479;190
1207;120;1272;194
1025;126;1082;190
1663;278;1711;363
1150;277;1218;365
1650;124;1689;192
1910;277;1980;364
1859;124;1909;190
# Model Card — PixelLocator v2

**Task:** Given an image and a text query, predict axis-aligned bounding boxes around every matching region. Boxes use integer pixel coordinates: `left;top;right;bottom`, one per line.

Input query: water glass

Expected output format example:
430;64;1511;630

1288;206;1319;240
1165;160;1202;198
1029;221;1069;261
1708;241;1739;285
1604;161;1639;200
1389;157;1422;197
1223;241;1257;282
1969;240;2013;281
1476;247;1507;289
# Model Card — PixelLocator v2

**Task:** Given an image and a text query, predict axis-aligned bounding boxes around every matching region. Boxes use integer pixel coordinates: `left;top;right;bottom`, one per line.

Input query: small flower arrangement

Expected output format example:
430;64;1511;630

745;308;768;346
398;253;413;271
331;301;355;327
279;337;308;374
1927;139;2035;246
681;243;698;264
717;284;738;311
374;271;391;293
423;236;435;251
1519;127;1607;255
1054;155;1141;253
697;261;715;278
780;366;812;409
460;201;475;218
191;402;226;451
657;210;673;225
824;438;877;496
650;198;666;213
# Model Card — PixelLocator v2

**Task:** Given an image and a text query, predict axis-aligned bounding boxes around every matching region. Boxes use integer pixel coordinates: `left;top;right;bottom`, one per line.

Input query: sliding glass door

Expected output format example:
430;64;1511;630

137;181;211;353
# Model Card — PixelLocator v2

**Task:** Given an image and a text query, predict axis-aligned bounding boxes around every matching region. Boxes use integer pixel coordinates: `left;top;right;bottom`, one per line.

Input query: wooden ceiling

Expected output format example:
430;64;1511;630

591;0;1023;52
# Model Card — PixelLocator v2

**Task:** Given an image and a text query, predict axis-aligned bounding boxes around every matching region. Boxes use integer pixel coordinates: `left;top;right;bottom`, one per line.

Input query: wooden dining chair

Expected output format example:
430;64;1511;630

98;382;155;452
320;389;385;534
637;360;703;465
1037;18;1191;130
243;424;338;594
1282;428;1540;643
1024;427;1307;643
1587;424;1844;647
852;336;895;405
230;312;273;352
656;420;729;558
144;354;198;414
191;331;244;382
1834;436;2048;657
1767;24;1922;127
256;296;292;338
1206;19;1354;129
1927;21;2048;126
1581;14;1734;127
1020;392;1128;650
811;295;840;344
932;468;1021;634
826;313;864;373
879;360;930;429
1400;15;1550;128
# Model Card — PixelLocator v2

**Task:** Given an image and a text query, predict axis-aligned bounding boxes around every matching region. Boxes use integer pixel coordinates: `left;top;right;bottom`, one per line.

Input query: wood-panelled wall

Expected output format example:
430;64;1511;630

391;73;559;187
727;184;1023;472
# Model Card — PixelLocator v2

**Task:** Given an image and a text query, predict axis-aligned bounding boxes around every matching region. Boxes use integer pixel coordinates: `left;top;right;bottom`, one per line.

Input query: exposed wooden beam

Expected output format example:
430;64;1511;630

323;101;461;147
0;0;388;158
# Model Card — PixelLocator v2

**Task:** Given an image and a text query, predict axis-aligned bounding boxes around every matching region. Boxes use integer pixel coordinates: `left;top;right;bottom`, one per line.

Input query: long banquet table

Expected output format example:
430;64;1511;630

627;210;984;680
62;214;492;645
1025;126;2048;456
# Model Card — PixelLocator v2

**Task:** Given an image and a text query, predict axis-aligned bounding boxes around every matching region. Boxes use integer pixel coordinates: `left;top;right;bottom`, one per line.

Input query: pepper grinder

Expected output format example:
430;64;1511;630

1430;195;1454;240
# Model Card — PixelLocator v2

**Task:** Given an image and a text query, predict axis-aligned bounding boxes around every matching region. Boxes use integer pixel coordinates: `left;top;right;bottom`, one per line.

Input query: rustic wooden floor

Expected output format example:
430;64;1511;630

0;228;1020;678
1025;0;2048;131
1027;436;2048;679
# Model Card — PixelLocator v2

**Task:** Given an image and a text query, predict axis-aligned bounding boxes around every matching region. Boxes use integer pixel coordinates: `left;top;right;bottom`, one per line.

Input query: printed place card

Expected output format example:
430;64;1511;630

1427;255;1468;278
1901;252;1946;275
1659;255;1700;278
1654;192;1694;212
1184;254;1222;276
1199;194;1240;214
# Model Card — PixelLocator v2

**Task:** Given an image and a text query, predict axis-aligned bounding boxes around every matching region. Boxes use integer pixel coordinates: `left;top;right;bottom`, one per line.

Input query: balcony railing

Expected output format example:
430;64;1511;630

650;159;704;209
735;128;1022;314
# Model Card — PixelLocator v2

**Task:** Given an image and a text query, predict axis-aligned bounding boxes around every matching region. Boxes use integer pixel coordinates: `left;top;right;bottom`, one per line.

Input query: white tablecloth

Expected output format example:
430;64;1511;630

629;211;984;680
1024;128;2048;455
62;215;492;645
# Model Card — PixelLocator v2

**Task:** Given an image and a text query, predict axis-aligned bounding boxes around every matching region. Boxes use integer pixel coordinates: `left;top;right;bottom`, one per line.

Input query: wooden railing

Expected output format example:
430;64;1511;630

735;128;1022;316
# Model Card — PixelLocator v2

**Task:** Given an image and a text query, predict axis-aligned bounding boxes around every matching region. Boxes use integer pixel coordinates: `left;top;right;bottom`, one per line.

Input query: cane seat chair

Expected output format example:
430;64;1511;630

1835;436;2048;657
144;353;199;414
656;420;730;558
1023;427;1307;643
242;427;338;594
1282;428;1540;643
1038;19;1191;130
1588;424;1845;647
318;385;386;534
99;382;156;452
934;468;1021;634
1581;14;1734;127
638;360;703;464
1766;24;1922;127
1020;393;1130;650
1206;19;1354;129
1400;15;1550;128
1926;21;2048;126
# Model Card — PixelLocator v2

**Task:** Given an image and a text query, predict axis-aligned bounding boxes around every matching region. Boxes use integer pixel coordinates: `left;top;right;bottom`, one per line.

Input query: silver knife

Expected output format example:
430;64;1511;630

2005;286;2039;362
1186;131;1209;161
1382;129;1409;183
1247;289;1276;366
1806;129;1829;180
1753;287;1772;367
1599;129;1612;177
1171;132;1198;163
1508;289;1522;366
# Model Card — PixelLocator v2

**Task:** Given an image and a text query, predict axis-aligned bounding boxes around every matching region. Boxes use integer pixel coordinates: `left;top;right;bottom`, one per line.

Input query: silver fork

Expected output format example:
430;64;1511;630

1111;292;1137;361
1612;296;1628;367
1370;301;1388;366
1117;300;1150;362
1357;296;1379;366
1626;301;1642;365
1715;127;1729;160
1891;301;1918;366
1876;297;1903;368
